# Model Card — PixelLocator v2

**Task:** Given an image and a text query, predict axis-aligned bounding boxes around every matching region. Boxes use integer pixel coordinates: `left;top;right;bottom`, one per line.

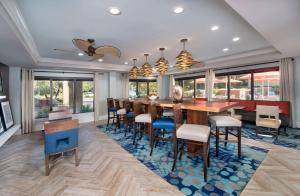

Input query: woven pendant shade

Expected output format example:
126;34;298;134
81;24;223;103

175;39;193;70
141;54;152;77
155;48;169;75
129;59;139;79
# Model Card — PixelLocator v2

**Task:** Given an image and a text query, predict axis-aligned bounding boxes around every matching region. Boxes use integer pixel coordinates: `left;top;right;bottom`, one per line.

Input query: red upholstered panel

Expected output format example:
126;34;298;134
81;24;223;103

255;101;289;116
229;99;256;111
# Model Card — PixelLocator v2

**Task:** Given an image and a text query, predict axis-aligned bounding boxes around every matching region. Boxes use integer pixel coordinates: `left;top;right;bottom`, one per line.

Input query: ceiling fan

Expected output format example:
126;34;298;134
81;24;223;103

54;38;121;61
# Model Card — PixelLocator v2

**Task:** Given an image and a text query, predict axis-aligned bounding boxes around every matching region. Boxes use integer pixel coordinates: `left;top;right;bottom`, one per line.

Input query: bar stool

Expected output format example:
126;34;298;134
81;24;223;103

172;104;211;182
124;101;135;136
115;99;126;131
150;105;175;156
162;108;174;117
209;115;242;158
106;98;117;130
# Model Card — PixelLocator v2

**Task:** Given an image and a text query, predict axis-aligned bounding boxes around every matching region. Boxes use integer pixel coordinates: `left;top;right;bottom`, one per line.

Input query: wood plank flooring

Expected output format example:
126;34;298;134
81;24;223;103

0;122;300;195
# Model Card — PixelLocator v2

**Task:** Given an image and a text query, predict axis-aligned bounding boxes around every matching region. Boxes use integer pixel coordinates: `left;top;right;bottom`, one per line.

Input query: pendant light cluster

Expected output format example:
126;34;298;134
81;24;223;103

176;39;193;70
129;38;195;78
155;48;169;75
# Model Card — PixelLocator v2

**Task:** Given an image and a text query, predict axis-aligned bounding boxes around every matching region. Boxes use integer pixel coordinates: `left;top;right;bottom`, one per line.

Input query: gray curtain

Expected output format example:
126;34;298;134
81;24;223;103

121;73;129;98
205;69;215;101
94;73;101;123
279;58;295;127
21;69;34;134
169;75;175;98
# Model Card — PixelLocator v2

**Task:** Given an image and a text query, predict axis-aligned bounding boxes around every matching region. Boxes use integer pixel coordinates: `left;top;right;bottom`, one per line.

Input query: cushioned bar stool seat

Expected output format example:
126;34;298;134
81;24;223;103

117;108;126;115
153;117;174;129
135;113;152;123
177;124;210;142
162;109;174;117
209;115;242;158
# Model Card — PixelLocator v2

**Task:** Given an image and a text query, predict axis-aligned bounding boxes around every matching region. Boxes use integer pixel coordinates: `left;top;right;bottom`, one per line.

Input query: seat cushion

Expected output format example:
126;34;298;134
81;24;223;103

153;118;174;129
135;113;152;123
126;112;135;118
117;108;126;115
232;114;242;121
256;118;281;129
177;124;210;142
162;109;174;117
209;115;242;127
108;107;117;112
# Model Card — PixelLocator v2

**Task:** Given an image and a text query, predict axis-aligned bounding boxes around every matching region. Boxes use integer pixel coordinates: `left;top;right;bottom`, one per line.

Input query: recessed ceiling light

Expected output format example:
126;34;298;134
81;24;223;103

124;61;128;65
98;58;103;62
78;52;84;56
223;48;229;52
108;7;121;15
211;26;219;31
173;7;184;14
232;37;240;42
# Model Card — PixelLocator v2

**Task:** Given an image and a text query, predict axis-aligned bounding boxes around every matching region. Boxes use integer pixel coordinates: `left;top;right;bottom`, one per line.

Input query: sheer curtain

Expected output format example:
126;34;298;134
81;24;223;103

169;75;175;98
279;58;295;127
121;73;129;98
21;69;34;134
205;69;215;101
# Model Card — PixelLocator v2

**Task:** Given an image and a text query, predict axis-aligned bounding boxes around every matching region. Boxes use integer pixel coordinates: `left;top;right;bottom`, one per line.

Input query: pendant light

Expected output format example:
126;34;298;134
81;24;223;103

155;48;169;75
129;58;139;79
175;38;193;70
141;54;152;77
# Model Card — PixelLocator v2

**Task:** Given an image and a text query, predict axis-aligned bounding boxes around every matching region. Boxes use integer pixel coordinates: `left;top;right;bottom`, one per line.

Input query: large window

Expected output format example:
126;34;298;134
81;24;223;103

230;74;251;100
254;71;280;101
129;80;157;98
34;78;94;119
213;75;228;99
174;67;280;101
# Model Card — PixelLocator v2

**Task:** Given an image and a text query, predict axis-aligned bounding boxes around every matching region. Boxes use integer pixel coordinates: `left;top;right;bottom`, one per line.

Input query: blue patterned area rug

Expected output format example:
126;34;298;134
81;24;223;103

242;123;300;150
97;125;267;196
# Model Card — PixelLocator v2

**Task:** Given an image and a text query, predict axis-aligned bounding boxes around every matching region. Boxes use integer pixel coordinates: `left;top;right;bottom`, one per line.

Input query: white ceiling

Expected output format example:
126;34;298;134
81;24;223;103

15;0;272;67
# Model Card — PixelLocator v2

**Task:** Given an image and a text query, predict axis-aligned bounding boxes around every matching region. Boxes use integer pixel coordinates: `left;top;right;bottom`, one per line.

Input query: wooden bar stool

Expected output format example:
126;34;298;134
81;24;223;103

172;104;211;182
115;99;126;132
106;98;117;130
209;115;242;158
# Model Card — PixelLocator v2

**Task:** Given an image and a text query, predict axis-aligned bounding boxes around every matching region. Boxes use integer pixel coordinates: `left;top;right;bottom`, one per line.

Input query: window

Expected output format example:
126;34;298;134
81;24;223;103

254;71;280;101
195;77;205;98
129;80;157;98
230;74;251;100
182;79;194;98
34;80;50;118
34;78;94;119
213;75;228;99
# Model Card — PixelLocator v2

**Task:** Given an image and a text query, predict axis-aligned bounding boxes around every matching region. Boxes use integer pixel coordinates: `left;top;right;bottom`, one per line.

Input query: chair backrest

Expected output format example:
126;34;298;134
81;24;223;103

148;102;158;121
114;99;121;109
173;104;183;126
133;101;142;116
256;105;279;121
107;98;114;109
123;100;131;113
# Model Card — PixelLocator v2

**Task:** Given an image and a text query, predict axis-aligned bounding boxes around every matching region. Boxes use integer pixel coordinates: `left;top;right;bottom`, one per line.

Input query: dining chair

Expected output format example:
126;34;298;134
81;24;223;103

172;104;211;182
150;104;175;156
209;115;242;158
256;105;281;139
106;98;117;130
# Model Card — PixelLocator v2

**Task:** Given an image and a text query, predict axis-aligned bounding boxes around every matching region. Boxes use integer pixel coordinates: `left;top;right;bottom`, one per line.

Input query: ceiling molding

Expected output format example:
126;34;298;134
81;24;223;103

0;0;40;63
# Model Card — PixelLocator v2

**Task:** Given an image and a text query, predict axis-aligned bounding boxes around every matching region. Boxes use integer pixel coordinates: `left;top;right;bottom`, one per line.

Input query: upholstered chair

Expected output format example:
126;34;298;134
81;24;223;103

209;114;242;158
172;104;211;182
106;98;117;130
115;99;126;131
256;105;281;139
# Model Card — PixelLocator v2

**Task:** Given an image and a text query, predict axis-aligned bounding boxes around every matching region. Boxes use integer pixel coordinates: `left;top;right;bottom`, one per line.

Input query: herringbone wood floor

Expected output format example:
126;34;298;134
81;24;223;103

1;122;300;196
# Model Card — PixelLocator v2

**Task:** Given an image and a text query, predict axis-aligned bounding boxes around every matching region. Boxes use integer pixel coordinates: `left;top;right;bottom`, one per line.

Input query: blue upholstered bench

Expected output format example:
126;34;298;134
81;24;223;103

44;119;79;176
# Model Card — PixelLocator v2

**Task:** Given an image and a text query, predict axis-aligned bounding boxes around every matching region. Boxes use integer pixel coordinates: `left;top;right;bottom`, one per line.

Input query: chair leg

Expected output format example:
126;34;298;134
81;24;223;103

238;127;241;159
224;127;228;147
207;137;210;168
172;139;178;171
203;142;208;182
106;112;110;129
179;143;184;160
255;126;259;136
45;155;50;176
216;127;219;158
75;148;79;166
133;123;138;145
150;126;155;156
139;123;144;140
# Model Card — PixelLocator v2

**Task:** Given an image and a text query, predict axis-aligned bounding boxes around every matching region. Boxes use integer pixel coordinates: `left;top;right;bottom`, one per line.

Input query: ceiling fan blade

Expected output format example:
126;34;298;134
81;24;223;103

94;46;121;58
53;49;77;53
72;39;92;53
88;54;104;62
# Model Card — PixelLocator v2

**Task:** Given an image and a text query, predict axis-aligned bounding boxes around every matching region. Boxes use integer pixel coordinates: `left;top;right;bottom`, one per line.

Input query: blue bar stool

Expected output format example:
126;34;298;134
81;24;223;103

106;98;117;130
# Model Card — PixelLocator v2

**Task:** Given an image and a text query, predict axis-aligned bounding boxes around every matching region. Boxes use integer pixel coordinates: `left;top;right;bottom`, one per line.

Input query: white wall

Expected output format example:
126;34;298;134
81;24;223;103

9;66;21;124
294;56;300;127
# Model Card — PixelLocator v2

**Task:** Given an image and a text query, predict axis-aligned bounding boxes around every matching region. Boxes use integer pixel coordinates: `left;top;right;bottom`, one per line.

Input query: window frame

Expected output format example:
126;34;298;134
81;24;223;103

129;79;157;98
174;67;279;100
34;77;94;119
